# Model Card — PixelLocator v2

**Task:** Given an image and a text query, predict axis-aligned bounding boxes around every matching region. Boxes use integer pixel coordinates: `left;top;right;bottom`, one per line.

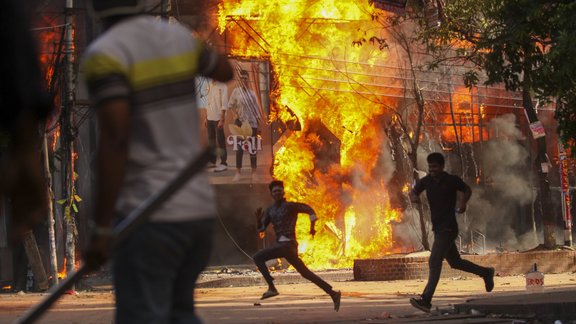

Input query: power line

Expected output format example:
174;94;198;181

31;23;69;31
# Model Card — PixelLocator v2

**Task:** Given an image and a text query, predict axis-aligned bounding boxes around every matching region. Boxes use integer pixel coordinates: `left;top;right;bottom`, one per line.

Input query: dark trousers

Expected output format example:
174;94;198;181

235;127;257;169
253;241;333;294
113;219;214;324
422;229;490;303
207;120;227;165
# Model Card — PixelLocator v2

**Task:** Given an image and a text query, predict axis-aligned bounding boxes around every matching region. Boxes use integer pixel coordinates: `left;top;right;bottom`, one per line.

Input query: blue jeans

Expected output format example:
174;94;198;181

421;229;491;303
113;219;214;324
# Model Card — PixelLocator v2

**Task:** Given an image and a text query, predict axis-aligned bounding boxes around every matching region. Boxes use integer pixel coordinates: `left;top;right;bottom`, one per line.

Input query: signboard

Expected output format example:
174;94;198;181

197;59;273;185
529;121;546;139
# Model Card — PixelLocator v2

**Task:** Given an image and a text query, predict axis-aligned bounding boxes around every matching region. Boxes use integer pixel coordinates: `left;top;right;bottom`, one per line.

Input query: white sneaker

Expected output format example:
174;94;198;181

206;162;216;169
232;173;241;182
214;164;228;172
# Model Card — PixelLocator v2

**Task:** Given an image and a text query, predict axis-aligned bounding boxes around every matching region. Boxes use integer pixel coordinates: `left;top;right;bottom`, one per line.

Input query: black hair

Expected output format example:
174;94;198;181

269;180;284;191
427;152;445;166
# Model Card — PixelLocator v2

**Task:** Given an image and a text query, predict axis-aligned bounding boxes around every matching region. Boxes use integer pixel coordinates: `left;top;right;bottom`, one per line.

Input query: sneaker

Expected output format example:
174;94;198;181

206;162;216;169
232;173;241;182
260;289;279;300
483;267;495;292
409;297;431;313
330;290;341;312
214;164;228;172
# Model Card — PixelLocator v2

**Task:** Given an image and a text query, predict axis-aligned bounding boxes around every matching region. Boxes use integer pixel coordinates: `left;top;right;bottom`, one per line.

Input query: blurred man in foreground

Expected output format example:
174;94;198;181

82;1;233;322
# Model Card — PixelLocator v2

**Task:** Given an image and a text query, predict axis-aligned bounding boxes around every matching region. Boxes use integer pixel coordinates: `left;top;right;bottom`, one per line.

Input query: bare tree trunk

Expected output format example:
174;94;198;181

63;0;77;286
405;43;430;251
43;135;58;286
65;217;76;280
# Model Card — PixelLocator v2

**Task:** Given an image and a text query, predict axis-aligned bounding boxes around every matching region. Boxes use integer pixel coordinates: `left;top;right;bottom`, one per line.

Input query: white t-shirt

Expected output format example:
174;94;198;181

82;16;219;222
205;81;228;121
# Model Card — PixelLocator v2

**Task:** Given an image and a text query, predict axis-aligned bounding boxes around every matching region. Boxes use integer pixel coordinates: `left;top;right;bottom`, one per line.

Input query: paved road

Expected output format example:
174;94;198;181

2;272;575;323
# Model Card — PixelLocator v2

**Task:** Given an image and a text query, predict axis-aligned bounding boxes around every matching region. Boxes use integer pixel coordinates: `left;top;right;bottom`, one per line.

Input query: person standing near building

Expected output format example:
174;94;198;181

82;1;233;323
408;152;495;313
205;79;229;172
253;180;341;311
227;70;262;182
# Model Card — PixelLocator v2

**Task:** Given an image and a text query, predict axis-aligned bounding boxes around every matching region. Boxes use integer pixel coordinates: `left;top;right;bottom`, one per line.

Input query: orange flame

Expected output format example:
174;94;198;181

58;258;67;279
439;86;488;143
218;1;403;269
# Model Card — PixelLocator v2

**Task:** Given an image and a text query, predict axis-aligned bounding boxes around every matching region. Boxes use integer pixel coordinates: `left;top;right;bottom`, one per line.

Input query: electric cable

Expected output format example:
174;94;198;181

216;210;255;262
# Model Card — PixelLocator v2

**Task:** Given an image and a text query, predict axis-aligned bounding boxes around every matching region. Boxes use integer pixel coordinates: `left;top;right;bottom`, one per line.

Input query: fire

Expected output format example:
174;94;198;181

34;16;65;145
401;183;410;193
439;86;487;143
57;258;68;279
218;1;403;269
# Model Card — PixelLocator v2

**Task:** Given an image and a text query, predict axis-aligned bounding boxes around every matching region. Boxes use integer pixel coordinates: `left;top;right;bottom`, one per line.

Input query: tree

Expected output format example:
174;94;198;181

539;2;576;156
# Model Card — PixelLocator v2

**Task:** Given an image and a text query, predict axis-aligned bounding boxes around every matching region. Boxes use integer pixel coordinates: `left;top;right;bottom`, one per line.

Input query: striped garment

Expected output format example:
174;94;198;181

82;15;220;222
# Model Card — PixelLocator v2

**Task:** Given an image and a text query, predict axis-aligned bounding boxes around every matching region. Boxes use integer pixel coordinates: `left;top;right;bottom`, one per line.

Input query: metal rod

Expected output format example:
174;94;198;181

15;149;212;324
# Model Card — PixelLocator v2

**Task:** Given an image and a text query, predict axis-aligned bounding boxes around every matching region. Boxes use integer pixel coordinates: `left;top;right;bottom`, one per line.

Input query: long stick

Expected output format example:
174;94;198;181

15;149;212;324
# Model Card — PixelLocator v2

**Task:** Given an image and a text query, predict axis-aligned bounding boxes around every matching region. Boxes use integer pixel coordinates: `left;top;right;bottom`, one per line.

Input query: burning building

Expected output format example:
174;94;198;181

199;0;571;269
1;1;572;294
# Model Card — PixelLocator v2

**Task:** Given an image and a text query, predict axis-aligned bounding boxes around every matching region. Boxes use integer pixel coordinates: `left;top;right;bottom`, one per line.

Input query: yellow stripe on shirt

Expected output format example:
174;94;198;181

131;49;202;90
83;54;128;83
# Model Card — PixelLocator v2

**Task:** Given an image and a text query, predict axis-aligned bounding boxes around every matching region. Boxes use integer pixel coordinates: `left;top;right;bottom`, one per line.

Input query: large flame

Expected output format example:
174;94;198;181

217;1;403;269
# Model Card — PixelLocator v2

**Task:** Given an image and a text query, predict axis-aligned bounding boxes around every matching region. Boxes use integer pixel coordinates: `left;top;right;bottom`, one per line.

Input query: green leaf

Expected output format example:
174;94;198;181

56;199;67;205
74;195;82;202
72;203;78;213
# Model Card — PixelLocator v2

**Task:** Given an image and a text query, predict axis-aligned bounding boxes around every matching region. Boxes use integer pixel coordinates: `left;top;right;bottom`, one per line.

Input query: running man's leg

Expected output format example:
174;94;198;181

421;230;455;303
253;243;290;290
445;239;495;292
283;245;341;311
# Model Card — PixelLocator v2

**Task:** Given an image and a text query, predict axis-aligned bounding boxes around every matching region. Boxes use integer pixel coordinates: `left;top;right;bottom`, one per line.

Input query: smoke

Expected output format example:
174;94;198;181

403;114;539;252
467;113;537;251
377;131;397;184
393;207;432;252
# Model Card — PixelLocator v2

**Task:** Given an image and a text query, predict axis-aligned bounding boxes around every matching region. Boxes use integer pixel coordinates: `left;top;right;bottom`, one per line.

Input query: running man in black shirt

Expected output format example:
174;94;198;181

253;180;341;311
409;152;495;312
